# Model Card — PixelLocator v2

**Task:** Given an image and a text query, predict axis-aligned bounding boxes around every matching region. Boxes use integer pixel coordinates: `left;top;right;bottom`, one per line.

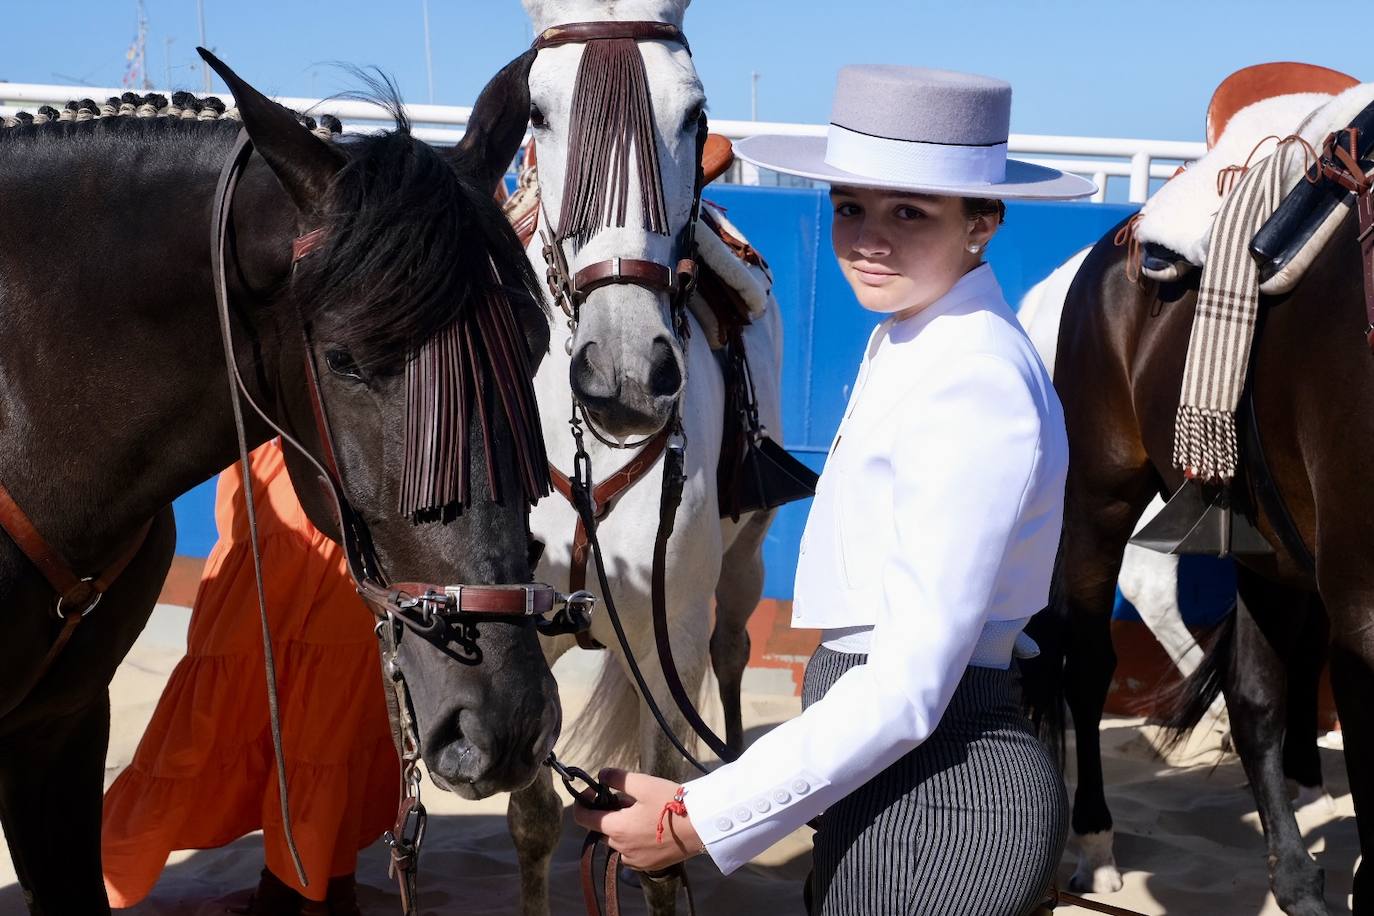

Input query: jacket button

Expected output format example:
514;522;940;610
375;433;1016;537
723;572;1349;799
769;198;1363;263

752;797;771;814
715;816;733;832
791;779;810;795
732;806;752;823
772;788;791;805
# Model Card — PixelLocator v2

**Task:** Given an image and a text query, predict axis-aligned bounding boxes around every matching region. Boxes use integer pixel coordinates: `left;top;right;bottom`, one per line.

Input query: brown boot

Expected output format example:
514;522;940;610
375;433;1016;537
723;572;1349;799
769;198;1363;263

325;874;362;916
229;869;304;916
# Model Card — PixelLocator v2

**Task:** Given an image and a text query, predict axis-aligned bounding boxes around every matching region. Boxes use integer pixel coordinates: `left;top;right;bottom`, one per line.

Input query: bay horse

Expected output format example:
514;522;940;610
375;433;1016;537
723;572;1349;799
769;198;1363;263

0;52;560;914
1017;247;1331;905
1022;203;1371;914
504;1;786;913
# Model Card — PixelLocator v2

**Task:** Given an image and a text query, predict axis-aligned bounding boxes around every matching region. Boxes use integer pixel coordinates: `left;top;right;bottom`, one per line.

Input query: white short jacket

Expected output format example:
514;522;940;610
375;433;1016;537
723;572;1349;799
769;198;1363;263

683;264;1068;875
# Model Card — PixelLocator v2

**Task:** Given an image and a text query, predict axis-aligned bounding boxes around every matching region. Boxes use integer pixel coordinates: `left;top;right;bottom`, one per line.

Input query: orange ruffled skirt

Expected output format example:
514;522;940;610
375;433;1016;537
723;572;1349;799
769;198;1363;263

102;440;398;906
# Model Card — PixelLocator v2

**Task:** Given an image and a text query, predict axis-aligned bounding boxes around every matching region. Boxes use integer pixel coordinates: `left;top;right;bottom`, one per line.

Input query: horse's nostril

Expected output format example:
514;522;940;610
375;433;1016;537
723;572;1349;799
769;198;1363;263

647;336;682;398
571;341;617;401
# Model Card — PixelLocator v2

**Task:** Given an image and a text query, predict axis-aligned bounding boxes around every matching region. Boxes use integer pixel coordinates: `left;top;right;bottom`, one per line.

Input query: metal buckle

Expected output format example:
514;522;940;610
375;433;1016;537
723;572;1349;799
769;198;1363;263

525;586;536;616
443;585;463;613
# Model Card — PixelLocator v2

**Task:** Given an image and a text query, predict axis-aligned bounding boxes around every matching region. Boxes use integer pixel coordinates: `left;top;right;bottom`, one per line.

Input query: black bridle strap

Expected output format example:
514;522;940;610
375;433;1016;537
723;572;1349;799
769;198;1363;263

210;128;310;888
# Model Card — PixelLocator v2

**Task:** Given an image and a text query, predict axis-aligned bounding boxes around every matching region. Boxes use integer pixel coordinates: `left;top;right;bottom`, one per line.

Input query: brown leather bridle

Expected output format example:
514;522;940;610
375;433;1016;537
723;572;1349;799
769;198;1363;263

210;129;588;648
203;129;597;902
531;19;705;382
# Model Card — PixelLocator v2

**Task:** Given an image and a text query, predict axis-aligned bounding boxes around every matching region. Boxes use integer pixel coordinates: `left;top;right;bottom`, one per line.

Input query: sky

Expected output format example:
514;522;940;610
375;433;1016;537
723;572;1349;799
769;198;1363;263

0;0;1367;144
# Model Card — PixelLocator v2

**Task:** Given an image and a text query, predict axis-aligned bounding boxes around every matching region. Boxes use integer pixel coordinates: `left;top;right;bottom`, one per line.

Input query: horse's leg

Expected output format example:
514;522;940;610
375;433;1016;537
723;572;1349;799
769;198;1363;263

1057;474;1156;894
0;692;112;916
712;509;773;754
1119;544;1196;672
635;726;694;916
1226;569;1327;916
508;766;562;916
1120;530;1230;743
1281;595;1329;809
629;602;709;916
1323;595;1374;914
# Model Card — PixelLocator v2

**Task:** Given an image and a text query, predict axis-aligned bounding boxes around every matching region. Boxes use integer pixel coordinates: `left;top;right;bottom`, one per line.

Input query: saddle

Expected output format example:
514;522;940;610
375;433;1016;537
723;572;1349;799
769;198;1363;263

1205;62;1358;147
1136;67;1372;292
1131;69;1374;560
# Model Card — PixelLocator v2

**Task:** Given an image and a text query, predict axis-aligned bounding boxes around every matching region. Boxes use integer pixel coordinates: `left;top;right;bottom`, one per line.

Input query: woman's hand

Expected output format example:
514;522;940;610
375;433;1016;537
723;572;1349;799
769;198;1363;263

571;768;706;872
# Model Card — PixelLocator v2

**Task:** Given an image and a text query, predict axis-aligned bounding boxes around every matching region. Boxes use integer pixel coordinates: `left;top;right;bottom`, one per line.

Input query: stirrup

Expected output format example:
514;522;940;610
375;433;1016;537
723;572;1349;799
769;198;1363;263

1130;479;1274;557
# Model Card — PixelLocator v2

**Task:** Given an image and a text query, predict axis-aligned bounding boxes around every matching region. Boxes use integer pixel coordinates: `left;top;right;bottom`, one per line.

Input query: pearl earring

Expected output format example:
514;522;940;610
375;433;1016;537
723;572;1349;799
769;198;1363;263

967;243;982;254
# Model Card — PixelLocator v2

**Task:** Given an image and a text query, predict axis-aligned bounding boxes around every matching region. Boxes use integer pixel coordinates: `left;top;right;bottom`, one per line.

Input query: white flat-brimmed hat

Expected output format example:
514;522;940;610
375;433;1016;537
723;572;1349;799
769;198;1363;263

736;65;1096;200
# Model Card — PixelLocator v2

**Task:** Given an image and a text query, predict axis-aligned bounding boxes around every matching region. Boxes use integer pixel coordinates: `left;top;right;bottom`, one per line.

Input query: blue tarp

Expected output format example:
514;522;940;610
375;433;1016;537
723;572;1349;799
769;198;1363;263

171;186;1234;625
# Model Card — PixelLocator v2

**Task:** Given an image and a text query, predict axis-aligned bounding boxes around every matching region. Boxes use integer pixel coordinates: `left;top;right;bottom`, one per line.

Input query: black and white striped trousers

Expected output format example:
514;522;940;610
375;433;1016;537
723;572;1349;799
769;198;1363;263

802;646;1066;916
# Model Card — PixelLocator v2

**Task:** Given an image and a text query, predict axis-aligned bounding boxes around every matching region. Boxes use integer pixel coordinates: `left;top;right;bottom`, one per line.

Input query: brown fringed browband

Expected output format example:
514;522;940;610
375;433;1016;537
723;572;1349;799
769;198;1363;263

533;21;690;246
398;277;551;518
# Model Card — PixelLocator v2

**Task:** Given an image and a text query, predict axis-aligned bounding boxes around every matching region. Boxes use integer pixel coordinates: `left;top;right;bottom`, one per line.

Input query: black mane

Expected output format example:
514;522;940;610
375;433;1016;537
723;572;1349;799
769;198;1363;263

290;81;543;373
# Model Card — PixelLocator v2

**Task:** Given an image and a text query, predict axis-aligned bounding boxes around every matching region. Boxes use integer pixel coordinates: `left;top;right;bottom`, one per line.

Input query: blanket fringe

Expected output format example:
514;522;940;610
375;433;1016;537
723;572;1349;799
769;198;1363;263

1173;405;1238;482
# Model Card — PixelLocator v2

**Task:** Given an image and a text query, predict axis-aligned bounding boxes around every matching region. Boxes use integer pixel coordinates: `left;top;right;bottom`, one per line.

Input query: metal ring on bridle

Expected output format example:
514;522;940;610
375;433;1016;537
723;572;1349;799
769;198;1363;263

54;578;102;619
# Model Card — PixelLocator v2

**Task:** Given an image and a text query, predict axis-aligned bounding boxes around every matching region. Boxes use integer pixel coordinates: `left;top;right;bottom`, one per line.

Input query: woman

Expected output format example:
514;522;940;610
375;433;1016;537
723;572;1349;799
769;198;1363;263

102;440;399;915
574;65;1095;914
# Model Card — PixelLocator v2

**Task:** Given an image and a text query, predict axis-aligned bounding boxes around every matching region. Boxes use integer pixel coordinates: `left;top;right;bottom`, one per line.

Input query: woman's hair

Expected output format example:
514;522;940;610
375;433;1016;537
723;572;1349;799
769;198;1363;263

963;197;1006;224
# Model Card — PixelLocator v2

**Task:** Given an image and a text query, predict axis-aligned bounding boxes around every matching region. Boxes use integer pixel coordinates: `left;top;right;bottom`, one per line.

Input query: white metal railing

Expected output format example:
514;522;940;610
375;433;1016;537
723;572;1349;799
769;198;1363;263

2;82;1206;203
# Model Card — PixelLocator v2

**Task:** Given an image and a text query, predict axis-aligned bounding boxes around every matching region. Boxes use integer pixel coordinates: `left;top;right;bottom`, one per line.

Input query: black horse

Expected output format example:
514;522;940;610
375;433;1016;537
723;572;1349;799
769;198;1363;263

0;51;559;914
1024;202;1373;914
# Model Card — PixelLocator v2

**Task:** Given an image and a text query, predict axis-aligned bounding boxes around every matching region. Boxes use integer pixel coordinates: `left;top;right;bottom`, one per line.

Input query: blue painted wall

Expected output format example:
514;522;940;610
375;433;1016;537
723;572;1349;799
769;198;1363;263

171;186;1234;624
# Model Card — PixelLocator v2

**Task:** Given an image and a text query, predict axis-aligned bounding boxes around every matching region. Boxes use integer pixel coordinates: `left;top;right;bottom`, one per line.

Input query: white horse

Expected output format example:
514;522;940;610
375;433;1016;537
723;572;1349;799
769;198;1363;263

1018;247;1230;892
508;2;784;913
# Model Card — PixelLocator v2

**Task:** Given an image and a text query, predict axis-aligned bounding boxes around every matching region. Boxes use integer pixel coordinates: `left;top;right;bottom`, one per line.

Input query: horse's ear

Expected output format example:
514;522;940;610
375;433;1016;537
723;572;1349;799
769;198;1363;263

197;47;344;215
450;49;535;195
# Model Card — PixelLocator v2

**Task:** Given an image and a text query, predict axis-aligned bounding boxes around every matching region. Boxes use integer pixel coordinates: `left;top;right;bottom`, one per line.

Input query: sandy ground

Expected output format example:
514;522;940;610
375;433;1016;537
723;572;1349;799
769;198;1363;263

0;606;1359;915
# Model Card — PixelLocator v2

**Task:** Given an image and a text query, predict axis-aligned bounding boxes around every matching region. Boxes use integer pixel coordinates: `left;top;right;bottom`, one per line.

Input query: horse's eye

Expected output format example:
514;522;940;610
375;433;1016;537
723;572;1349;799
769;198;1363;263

325;348;364;381
529;104;547;130
683;102;705;133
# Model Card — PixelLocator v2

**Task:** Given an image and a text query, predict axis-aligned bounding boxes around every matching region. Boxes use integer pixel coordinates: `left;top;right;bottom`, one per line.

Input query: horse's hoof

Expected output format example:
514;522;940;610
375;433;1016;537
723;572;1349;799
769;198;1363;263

1070;830;1124;894
1068;865;1125;895
1269;857;1326;916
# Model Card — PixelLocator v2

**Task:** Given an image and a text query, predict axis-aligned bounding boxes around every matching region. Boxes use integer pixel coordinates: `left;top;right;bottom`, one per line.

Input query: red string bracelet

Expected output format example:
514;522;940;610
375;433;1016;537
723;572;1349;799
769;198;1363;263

656;786;688;845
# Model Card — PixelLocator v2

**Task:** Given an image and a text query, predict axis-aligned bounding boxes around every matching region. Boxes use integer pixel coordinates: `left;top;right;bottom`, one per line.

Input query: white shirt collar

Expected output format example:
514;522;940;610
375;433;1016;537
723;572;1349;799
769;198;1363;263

871;263;1003;353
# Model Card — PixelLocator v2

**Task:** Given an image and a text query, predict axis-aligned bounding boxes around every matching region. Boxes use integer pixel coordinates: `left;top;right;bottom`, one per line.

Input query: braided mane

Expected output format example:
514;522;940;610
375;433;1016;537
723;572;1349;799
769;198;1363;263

1;92;342;141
